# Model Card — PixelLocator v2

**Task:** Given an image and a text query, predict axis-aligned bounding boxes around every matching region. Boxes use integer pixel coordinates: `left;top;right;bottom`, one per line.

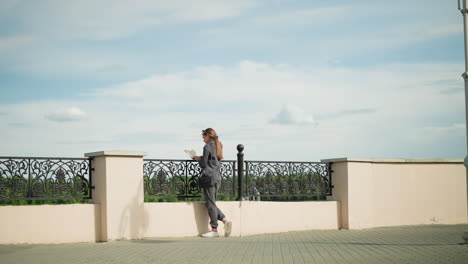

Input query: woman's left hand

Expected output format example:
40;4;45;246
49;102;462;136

192;156;201;160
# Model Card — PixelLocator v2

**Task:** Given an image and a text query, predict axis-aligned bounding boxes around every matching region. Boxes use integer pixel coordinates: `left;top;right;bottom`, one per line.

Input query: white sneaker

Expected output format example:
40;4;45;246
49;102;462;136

201;231;219;238
224;221;232;237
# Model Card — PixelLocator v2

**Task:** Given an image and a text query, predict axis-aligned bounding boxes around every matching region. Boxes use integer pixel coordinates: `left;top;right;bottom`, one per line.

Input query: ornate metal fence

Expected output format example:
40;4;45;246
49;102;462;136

0;157;93;201
143;154;332;201
143;159;236;199
1;149;332;202
244;161;332;199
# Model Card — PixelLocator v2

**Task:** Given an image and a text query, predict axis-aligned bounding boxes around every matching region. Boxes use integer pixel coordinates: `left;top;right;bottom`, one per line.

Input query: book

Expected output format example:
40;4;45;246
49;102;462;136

184;149;199;159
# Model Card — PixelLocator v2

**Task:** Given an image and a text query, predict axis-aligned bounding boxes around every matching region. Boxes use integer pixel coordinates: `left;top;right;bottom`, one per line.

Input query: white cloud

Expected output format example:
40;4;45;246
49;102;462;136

0;60;465;160
6;0;259;41
45;107;87;122
0;0;259;76
424;123;466;132
454;123;466;129
253;6;351;25
1;1;461;79
270;104;315;125
0;35;36;51
199;28;230;36
166;0;258;22
316;108;377;120
423;24;462;38
93;60;301;103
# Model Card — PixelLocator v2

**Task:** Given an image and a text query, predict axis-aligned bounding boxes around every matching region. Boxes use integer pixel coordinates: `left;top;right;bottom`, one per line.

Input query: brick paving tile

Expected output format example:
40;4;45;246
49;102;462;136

1;224;467;264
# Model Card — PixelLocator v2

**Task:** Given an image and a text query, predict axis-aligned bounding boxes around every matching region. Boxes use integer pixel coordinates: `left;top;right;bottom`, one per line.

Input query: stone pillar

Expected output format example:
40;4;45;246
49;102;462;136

85;150;147;241
323;160;349;229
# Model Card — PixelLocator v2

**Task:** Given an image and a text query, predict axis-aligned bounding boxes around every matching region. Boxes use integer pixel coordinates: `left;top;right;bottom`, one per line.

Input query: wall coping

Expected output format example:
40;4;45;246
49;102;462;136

84;150;148;158
320;157;464;164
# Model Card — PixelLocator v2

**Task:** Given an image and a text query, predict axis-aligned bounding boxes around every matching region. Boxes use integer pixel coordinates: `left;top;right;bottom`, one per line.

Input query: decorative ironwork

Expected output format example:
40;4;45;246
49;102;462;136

244;161;332;199
143;159;236;199
0;157;92;200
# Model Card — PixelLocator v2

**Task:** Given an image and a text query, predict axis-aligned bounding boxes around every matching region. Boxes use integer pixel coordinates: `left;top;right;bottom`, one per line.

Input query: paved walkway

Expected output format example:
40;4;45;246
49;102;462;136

1;225;467;264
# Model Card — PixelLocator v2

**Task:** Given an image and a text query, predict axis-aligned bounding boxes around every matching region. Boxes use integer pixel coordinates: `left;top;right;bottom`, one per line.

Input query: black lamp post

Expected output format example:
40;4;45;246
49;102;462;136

457;0;468;244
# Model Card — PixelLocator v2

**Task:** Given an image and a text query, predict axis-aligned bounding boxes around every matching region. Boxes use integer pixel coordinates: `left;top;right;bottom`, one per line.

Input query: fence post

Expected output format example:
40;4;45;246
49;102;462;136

237;144;244;201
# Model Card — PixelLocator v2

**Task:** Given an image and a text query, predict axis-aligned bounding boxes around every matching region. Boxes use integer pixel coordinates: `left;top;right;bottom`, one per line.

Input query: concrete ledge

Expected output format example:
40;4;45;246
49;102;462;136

321;157;464;164
0;204;100;244
143;201;339;237
85;150;148;158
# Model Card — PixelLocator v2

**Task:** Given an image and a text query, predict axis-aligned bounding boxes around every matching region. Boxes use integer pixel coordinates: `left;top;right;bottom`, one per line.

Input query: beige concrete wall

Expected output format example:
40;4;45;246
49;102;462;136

3;152;465;244
143;201;339;237
323;158;468;229
240;201;339;235
144;201;239;237
0;204;99;244
0;201;338;243
347;162;374;229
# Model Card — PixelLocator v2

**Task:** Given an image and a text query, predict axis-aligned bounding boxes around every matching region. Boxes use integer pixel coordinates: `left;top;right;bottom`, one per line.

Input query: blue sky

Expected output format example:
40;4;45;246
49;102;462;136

0;0;466;160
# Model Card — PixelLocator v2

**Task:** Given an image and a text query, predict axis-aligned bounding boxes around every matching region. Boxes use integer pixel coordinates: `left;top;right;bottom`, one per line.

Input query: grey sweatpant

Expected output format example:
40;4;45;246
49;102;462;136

203;180;225;229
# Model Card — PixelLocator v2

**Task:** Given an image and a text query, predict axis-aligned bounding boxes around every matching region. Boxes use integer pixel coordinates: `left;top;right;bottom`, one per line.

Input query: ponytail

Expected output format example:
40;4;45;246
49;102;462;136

202;128;223;160
214;138;223;160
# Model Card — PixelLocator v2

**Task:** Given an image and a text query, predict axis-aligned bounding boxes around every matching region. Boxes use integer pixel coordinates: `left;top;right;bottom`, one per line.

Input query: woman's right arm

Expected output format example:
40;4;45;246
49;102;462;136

198;144;209;168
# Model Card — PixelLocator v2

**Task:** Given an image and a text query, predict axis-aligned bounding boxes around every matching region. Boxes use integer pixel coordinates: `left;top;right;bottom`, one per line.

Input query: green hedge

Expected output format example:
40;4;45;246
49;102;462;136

0;199;90;206
143;195;325;202
1;195;324;205
144;196;237;203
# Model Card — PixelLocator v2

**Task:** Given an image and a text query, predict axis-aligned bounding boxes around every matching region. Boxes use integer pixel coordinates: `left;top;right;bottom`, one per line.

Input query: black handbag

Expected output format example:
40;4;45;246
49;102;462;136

199;173;212;188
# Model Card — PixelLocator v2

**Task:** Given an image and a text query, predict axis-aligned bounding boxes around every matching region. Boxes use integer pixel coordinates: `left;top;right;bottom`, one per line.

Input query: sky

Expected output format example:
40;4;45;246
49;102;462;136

0;0;466;161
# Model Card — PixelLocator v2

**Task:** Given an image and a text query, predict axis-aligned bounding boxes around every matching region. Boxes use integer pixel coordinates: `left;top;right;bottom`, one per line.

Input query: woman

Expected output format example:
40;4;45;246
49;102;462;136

193;128;232;238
